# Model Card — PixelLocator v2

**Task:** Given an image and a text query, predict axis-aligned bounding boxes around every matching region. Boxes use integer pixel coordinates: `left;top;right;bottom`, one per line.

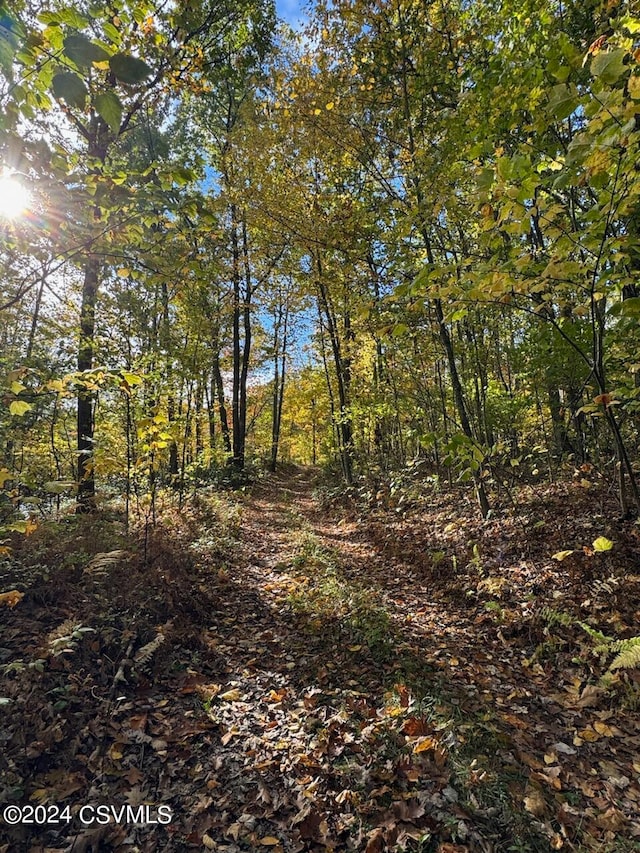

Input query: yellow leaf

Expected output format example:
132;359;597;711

29;789;49;802
0;590;24;608
578;727;600;742
220;688;242;701
325;101;334;110
116;267;130;277
413;736;437;754
10;400;32;416
109;743;124;760
544;752;557;764
592;536;613;552
552;550;574;561
593;721;614;736
0;468;13;487
260;837;281;846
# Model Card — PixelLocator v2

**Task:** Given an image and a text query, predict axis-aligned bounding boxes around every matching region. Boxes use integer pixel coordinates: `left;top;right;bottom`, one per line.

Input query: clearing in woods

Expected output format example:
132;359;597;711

1;465;640;852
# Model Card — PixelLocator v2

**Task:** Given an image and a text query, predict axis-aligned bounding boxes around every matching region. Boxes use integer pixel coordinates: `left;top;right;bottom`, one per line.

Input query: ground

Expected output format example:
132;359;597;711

1;466;639;852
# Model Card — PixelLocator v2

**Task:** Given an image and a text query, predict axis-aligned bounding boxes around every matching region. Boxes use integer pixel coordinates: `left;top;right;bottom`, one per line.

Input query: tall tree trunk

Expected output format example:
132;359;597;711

231;203;243;469
315;254;353;484
434;298;490;518
76;254;99;512
161;282;179;478
213;353;232;454
270;299;289;472
76;120;108;513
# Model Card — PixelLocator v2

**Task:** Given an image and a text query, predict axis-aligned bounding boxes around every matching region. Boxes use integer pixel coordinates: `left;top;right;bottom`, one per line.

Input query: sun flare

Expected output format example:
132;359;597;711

0;175;31;219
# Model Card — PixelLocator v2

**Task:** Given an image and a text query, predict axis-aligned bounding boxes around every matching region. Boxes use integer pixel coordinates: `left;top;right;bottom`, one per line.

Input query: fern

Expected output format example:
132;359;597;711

608;637;640;671
541;607;573;628
83;550;128;577
134;633;165;669
579;622;640;676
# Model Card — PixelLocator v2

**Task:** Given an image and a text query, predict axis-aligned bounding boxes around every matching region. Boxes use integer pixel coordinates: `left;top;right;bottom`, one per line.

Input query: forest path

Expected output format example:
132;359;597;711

2;468;639;853
190;466;640;853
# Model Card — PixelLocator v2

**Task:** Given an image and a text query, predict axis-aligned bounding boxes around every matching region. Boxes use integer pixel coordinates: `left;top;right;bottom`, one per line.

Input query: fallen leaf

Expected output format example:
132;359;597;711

365;829;385;853
0;590;24;608
403;716;431;736
524;786;546;817
578;727;600;742
413;736;438;754
220;688;242;701
552;550;574;562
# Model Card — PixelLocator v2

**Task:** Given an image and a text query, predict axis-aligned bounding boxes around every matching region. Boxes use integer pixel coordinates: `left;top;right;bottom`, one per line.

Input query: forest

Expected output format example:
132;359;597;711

0;0;640;850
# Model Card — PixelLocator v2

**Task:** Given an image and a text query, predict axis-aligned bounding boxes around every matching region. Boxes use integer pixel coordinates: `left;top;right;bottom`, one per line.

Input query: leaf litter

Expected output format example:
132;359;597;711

0;468;638;852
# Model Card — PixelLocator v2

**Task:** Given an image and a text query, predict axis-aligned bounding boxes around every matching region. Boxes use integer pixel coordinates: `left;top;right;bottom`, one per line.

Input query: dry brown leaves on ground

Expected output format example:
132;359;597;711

0;468;639;852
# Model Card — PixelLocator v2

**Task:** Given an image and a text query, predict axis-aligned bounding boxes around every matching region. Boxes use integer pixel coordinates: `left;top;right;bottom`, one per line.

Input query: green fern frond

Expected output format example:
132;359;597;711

578;621;613;646
541;607;573;628
608;636;640;671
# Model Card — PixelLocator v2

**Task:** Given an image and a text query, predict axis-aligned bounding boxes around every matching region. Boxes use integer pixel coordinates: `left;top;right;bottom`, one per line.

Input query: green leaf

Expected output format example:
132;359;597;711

95;91;122;133
591;49;628;85
102;22;122;46
547;83;579;121
9;400;32;416
63;34;110;67
109;53;152;84
58;9;89;28
620;297;640;317
52;72;88;108
592;536;613;552
0;13;23;79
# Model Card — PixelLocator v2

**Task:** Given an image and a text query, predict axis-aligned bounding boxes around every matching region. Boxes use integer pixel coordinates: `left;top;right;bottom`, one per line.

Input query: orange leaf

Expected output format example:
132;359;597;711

593;393;612;406
402;716;431;736
0;589;24;608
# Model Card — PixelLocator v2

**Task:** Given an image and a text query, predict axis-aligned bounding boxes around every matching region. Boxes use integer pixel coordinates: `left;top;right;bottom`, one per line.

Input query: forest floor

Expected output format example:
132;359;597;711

1;465;640;853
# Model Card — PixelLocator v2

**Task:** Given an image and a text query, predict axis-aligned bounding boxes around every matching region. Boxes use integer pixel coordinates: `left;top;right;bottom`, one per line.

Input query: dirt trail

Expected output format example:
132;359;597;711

2;466;639;852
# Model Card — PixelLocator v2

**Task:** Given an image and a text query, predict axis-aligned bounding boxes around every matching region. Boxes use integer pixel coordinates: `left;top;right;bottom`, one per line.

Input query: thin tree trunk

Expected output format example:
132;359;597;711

77;255;99;512
213;353;231;453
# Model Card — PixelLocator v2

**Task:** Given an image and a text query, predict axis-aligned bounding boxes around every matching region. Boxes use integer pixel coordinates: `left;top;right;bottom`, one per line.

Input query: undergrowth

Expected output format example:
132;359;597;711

287;531;393;659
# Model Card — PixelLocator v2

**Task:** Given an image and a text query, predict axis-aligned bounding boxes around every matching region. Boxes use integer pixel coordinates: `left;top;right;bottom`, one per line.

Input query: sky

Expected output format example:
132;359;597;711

276;0;307;28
